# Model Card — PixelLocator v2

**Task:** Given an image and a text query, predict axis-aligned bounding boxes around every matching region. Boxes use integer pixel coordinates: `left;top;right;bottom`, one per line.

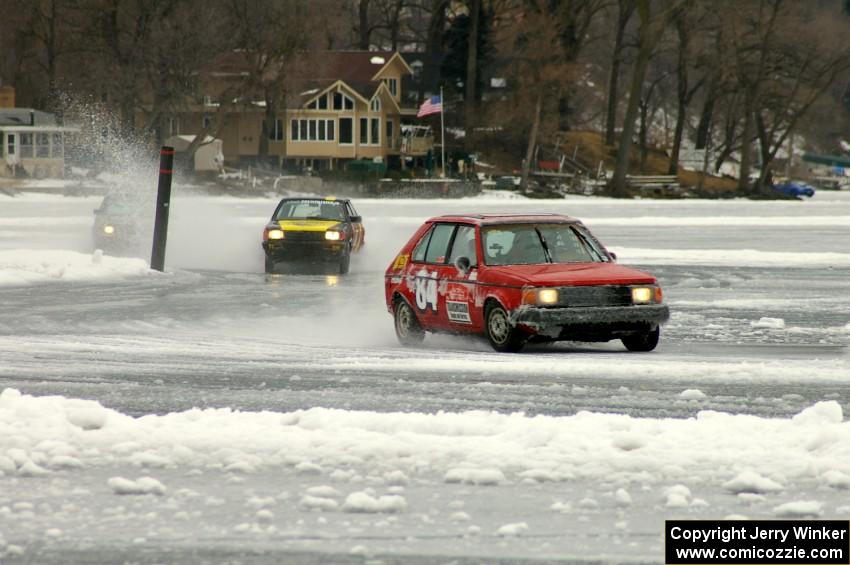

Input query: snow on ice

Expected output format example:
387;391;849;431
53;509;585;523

0;249;153;287
2;388;850;497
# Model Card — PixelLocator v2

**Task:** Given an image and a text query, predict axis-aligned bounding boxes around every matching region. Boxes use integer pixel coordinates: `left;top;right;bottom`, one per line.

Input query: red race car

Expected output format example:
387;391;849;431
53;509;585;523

384;214;670;352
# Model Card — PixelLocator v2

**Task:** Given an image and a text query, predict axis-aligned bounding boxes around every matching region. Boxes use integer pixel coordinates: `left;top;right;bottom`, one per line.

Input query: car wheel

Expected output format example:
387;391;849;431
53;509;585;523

339;246;351;275
621;326;660;352
394;299;424;346
264;255;276;274
484;302;526;353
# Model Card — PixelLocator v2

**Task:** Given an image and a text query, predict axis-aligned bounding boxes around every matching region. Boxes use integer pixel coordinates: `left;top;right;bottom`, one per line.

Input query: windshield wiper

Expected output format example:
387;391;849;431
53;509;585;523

573;228;604;262
534;228;553;263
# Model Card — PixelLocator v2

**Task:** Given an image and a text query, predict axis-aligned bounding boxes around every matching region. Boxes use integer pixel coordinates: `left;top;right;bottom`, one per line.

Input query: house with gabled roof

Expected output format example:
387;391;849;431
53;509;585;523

0;90;79;179
167;51;434;171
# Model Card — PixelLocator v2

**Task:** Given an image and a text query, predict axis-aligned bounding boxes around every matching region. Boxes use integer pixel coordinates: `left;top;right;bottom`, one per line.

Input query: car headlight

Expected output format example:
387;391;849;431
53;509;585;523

631;287;653;304
268;229;284;240
325;230;342;241
103;225;115;235
537;288;559;305
522;288;559;306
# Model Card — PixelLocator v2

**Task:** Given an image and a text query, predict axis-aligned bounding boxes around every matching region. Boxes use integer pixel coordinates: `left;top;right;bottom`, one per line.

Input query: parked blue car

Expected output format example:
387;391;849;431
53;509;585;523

774;181;815;198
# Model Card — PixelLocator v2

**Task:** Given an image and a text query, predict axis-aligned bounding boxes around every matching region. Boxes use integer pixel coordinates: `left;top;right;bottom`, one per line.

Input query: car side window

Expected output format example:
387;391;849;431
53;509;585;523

423;224;456;264
412;227;433;262
448;225;477;267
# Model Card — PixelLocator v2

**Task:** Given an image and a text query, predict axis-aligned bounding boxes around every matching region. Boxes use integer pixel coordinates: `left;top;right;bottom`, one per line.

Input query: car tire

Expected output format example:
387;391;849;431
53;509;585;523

394;299;425;346
484;302;526;353
264;255;276;274
339;246;351;275
621;326;660;352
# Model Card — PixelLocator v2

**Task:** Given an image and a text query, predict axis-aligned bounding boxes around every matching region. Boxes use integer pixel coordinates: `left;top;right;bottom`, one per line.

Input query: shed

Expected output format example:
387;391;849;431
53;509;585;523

164;135;224;172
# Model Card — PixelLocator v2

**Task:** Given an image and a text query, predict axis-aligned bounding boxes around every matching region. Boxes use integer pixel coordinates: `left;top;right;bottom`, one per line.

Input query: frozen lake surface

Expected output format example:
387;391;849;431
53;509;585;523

1;189;849;563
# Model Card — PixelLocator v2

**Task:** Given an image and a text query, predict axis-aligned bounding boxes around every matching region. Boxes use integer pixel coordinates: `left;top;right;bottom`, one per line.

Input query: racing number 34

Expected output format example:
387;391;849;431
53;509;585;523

415;271;438;312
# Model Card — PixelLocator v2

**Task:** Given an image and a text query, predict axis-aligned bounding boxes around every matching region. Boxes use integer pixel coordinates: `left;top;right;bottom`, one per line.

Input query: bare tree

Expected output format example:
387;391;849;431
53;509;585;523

604;0;635;146
491;1;575;188
464;0;481;151
748;3;850;191
73;0;179;135
549;0;607;130
666;1;709;175
610;0;684;197
225;0;311;160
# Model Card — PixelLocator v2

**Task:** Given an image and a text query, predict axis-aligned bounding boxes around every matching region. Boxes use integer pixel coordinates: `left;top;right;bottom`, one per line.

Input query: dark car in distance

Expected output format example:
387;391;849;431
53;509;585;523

774;181;815;199
92;191;153;256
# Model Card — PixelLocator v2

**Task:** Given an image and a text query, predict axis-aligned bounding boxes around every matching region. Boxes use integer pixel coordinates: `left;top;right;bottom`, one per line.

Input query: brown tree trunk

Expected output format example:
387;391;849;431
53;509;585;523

358;0;371;49
464;0;480;152
737;99;754;193
604;0;634;146
695;85;715;150
667;17;689;175
521;91;544;189
420;0;448;104
258;93;277;158
611;46;651;196
639;98;649;172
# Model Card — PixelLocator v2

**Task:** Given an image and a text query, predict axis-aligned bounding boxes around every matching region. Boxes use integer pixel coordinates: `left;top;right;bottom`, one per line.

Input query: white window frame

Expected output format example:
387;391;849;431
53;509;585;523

19;133;33;158
269;118;284;141
6;133;16;157
36;132;50;158
51;133;63;158
338;117;353;145
370;117;381;146
359;117;368;145
333;91;354;111
384;78;397;97
370;98;381;112
290;119;336;143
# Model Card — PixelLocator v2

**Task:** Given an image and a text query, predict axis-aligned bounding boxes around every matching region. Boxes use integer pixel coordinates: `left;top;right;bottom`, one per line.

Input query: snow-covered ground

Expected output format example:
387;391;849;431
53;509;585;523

1;188;849;563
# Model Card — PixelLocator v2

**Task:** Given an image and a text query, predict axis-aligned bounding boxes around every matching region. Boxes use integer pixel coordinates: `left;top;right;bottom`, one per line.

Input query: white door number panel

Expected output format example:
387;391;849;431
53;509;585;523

415;271;438;312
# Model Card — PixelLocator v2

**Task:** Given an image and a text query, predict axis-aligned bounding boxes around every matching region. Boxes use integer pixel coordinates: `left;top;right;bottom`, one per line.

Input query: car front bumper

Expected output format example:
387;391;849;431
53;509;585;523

514;304;670;340
263;240;347;262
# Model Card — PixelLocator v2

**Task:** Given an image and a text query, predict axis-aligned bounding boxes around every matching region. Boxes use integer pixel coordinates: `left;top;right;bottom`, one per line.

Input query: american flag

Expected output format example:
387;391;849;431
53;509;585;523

417;95;442;118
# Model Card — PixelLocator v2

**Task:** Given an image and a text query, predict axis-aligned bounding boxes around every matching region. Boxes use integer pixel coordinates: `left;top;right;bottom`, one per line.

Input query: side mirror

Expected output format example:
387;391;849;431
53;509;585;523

454;256;471;274
350;215;362;223
608;251;617;261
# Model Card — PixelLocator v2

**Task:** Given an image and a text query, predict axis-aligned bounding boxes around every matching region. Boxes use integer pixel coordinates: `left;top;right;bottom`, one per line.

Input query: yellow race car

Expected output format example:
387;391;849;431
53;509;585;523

261;197;365;274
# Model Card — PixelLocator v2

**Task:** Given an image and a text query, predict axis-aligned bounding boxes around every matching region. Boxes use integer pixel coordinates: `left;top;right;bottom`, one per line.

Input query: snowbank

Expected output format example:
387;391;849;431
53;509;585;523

609;247;850;268
2;389;849;495
0;250;154;287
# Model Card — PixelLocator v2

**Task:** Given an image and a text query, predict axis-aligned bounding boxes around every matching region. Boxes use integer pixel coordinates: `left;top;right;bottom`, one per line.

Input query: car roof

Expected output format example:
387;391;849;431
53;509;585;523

277;196;350;204
424;213;580;226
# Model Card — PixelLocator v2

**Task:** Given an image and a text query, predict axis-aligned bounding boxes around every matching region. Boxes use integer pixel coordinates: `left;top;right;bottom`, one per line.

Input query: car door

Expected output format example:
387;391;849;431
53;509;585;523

345;202;365;251
441;224;481;331
406;222;456;330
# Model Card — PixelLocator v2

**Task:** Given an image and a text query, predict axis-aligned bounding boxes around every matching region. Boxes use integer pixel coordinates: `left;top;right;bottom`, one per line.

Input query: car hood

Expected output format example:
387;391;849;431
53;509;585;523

482;262;657;287
275;219;340;232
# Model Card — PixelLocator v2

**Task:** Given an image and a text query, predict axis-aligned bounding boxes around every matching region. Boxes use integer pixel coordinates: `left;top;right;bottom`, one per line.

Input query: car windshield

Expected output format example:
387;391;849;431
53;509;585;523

275;200;344;221
98;193;149;215
482;223;608;266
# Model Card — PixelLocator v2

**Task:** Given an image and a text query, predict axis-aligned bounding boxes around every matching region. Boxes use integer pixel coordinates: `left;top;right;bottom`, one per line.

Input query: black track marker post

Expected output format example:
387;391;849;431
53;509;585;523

150;146;174;272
